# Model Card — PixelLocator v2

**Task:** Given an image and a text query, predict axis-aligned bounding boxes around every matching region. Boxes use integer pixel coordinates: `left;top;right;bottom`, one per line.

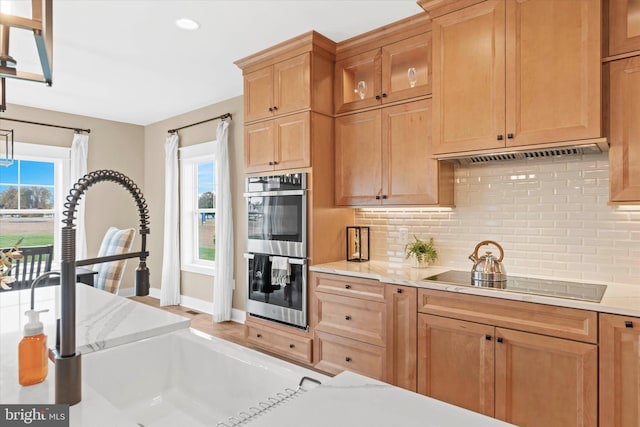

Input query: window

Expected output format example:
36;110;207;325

0;142;69;260
180;141;216;275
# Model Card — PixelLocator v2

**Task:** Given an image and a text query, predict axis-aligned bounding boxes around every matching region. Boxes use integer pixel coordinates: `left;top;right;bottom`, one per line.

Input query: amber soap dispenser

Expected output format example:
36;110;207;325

19;309;49;386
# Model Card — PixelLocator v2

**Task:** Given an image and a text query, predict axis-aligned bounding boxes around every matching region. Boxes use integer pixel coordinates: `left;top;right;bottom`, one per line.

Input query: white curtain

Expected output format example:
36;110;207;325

161;133;181;306
213;120;234;322
70;133;88;260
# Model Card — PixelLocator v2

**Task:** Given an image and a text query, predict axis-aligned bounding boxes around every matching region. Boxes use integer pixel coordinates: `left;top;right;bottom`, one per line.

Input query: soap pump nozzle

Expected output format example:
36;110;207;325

24;309;48;337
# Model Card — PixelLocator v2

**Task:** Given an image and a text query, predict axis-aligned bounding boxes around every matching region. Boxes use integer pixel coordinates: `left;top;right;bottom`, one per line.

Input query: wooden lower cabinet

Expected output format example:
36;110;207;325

385;284;417;392
245;317;313;365
314;330;386;380
600;313;640;427
417;301;597;426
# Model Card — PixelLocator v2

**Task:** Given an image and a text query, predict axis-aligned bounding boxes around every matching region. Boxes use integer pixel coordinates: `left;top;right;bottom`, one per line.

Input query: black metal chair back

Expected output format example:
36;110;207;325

8;245;54;290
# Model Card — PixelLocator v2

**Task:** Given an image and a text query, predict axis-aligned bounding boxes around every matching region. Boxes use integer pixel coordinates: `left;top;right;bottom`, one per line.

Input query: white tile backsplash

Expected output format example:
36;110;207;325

354;152;640;285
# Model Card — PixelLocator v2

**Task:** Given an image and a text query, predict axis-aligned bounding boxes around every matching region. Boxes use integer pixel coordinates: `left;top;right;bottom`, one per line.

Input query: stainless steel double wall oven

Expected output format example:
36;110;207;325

244;173;308;328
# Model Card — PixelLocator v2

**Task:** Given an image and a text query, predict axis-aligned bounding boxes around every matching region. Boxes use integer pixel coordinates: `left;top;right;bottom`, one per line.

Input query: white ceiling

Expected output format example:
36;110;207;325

2;0;424;126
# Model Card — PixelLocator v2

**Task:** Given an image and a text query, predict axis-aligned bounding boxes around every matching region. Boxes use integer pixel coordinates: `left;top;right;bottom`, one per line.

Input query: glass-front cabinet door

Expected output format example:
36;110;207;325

334;49;381;114
382;33;431;103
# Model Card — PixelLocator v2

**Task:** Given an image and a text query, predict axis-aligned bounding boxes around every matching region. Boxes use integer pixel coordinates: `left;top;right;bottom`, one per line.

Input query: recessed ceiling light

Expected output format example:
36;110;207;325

176;18;199;31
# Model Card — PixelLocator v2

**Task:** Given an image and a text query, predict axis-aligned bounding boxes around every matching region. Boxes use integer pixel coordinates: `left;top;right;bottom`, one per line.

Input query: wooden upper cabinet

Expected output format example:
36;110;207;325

432;0;506;154
608;56;640;203
608;0;640;56
600;313;640;427
244;111;310;174
335;32;432;114
335;99;453;206
244;53;310;123
505;0;601;147
432;0;601;155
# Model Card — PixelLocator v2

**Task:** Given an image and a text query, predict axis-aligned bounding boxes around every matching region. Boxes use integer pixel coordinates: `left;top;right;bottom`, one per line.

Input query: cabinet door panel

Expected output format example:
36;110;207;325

506;0;600;146
382;32;432;103
274;112;310;170
244;67;274;123
494;328;597;427
244;121;275;173
417;314;495;417
315;331;386;381
334;49;382;114
386;285;417;392
600;313;640;427
273;53;311;116
335;110;382;205
432;0;506;154
609;56;640;202
609;0;640;56
382;99;440;205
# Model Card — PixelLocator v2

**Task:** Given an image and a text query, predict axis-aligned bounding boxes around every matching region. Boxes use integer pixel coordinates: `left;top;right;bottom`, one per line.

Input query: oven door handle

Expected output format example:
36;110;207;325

243;190;305;197
244;253;306;265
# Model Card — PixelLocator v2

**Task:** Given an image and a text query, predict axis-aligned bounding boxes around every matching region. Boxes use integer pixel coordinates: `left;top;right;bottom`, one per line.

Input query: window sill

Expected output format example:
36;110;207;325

181;263;215;277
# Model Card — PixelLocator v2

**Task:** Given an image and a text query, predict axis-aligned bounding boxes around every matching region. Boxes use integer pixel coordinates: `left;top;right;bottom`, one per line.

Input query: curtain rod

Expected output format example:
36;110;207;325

0;117;91;134
168;112;232;134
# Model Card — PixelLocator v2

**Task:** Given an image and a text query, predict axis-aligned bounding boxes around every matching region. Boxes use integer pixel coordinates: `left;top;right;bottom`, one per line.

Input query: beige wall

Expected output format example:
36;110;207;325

143;96;246;309
1;103;145;284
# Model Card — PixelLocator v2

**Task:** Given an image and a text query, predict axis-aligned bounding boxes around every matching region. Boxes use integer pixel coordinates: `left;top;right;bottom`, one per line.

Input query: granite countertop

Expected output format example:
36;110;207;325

0;284;190;426
310;260;640;317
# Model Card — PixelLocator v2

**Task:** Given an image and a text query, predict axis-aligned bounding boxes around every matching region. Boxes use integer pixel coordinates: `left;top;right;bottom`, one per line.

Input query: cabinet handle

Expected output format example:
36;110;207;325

345;357;351;362
397;288;402;294
344;284;351;289
497;337;503;343
256;333;262;338
381;93;387;98
507;133;514;139
375;195;381;200
497;134;504;141
289;344;295;348
625;321;634;328
273;106;278;111
345;315;352;321
375;95;381;100
485;334;492;341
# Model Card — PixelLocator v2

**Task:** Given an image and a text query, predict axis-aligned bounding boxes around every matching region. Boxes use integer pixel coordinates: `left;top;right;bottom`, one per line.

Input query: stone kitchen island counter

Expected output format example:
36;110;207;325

310;260;640;317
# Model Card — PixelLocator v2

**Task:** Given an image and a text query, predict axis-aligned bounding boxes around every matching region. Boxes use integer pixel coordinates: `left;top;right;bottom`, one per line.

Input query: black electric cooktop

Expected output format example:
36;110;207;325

423;270;607;303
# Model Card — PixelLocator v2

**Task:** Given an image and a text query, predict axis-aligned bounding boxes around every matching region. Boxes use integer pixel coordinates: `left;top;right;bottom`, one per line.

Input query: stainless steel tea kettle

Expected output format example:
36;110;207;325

468;240;507;285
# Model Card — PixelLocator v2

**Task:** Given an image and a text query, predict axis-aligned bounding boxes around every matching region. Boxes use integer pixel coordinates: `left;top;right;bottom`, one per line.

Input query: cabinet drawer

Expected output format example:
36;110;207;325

312;272;385;302
315;292;386;346
246;324;312;364
417;289;597;344
314;331;386;381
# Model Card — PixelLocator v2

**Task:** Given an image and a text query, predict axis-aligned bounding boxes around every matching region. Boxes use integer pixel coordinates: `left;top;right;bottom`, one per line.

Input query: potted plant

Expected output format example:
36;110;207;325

405;236;437;268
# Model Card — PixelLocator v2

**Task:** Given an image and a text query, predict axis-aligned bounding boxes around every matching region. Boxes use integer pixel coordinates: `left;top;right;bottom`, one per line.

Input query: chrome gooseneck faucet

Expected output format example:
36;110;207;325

55;170;150;405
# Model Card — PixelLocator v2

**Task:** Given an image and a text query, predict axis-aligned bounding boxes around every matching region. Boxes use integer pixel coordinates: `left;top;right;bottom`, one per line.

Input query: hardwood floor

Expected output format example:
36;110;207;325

129;296;247;346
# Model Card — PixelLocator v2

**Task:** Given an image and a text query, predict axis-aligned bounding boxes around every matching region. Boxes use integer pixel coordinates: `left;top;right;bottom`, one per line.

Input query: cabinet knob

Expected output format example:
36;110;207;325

345;315;352;321
268;107;273;112
625;321;634;328
289;344;295;348
497;134;504;141
345;357;351;362
273;161;278;165
382;195;388;199
268;161;274;165
256;333;262;338
397;288;402;294
381;93;387;98
507;133;514;139
485;334;492;341
375;195;381;200
375;95;381;100
497;337;503;343
273;106;278;111
344;284;351;289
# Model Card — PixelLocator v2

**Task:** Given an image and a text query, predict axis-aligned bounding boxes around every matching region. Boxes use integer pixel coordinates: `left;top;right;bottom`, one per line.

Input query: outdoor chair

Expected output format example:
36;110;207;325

2;244;54;290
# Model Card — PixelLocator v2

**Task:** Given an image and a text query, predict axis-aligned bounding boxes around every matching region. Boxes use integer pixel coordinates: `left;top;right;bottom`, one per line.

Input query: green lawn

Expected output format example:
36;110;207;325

199;247;215;261
0;234;54;248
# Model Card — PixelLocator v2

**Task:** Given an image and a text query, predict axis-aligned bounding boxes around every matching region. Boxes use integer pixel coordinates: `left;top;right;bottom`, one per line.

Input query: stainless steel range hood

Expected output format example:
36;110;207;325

435;138;609;165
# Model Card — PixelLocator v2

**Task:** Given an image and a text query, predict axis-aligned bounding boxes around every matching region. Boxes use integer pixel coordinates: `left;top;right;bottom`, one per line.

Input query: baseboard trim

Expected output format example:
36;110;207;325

147;288;245;324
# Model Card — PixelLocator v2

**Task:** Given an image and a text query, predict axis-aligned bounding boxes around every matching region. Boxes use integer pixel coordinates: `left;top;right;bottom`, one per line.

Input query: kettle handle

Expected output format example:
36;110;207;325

471;240;504;262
